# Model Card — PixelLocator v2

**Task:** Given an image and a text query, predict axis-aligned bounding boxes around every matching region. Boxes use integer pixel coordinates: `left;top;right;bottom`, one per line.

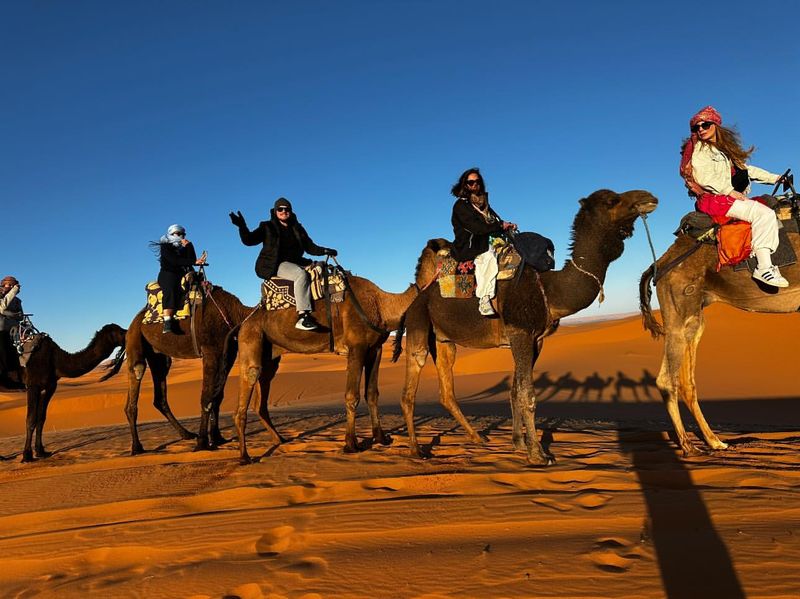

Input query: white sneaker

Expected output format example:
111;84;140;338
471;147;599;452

753;265;789;288
478;295;496;316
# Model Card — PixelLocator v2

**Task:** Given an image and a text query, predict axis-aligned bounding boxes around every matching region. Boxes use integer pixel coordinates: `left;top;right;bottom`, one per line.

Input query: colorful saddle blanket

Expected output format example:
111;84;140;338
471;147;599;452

677;197;797;272
142;273;203;324
436;241;522;298
261;264;346;311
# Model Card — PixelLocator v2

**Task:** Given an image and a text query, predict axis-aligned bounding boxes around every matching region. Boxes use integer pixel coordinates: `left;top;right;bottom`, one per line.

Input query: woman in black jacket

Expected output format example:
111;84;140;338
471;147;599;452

156;224;206;334
450;168;516;316
229;197;337;331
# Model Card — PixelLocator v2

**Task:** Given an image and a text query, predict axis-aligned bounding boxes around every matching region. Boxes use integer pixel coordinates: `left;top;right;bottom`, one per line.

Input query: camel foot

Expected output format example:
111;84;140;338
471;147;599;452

193;439;212;452
408;445;432;460
211;434;231;446
527;452;556;467
130;443;146;456
34;449;52;459
21;452;35;463
374;431;393;447
239;454;253;466
681;442;707;457
708;439;729;451
343;441;362;454
512;435;526;451
180;430;198;441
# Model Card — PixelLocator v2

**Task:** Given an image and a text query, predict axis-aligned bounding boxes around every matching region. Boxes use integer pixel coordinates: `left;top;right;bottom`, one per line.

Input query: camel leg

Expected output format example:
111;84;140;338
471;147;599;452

510;333;552;465
343;345;367;453
434;339;482;444
208;351;235;447
364;345;391;446
125;358;147;455
22;385;41;462
511;369;524;450
194;353;224;452
235;330;263;465
148;353;196;442
400;333;430;459
34;380;57;458
680;313;728;450
256;353;284;446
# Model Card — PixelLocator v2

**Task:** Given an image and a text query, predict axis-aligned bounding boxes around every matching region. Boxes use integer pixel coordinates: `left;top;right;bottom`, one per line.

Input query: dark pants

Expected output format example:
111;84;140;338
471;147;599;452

0;330;20;376
158;271;185;310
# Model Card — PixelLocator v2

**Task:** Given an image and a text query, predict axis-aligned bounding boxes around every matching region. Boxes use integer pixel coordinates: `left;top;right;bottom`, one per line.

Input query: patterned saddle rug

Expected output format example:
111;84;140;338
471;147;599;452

142;273;203;324
436;240;521;298
261;263;346;311
677;197;797;272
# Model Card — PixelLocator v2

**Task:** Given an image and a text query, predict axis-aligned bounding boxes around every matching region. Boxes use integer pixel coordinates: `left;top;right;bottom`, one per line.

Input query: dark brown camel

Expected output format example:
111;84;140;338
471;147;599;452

20;324;127;462
232;275;419;464
125;285;255;454
393;189;658;464
640;225;800;455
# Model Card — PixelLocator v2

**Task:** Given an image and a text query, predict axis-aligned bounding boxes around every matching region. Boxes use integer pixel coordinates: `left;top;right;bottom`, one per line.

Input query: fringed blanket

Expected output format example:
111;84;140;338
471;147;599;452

142;273;202;324
436;241;521;298
261;264;346;311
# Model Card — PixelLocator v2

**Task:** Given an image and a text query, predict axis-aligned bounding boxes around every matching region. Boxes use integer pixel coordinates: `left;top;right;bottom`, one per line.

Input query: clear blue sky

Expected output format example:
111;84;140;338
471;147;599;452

2;1;798;350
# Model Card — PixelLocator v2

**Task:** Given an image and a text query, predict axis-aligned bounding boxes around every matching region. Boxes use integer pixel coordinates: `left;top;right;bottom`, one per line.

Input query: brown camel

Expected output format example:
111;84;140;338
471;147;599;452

232;274;419;464
393;189;658;464
125;285;256;454
639;220;800;455
20;324;127;462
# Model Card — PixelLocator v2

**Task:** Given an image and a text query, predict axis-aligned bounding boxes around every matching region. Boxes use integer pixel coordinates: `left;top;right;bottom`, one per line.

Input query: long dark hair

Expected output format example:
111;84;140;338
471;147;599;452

450;167;486;198
712;124;754;168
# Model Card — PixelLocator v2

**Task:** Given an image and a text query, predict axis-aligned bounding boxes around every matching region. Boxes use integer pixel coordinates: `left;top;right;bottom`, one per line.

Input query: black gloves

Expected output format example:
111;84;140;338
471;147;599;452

324;248;338;257
229;210;246;228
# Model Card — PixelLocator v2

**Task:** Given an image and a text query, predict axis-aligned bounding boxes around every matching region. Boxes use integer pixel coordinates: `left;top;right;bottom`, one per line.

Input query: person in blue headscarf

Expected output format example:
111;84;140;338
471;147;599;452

156;224;206;334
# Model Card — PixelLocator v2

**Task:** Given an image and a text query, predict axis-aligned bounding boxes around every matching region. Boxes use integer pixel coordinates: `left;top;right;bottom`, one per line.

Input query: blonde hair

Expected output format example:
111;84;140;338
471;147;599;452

709;124;754;168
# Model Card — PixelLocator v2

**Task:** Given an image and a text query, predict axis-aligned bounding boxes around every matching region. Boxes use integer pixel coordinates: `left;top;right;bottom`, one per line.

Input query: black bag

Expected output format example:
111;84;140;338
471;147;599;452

510;232;555;272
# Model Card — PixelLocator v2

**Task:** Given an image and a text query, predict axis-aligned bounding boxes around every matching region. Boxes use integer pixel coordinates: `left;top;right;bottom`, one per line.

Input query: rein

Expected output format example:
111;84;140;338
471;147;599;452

329;257;393;338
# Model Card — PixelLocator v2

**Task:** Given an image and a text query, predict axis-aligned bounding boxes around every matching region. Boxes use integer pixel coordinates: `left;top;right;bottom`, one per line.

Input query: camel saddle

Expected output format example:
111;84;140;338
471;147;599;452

676;196;797;271
142;273;203;324
436;240;521;299
261;263;346;311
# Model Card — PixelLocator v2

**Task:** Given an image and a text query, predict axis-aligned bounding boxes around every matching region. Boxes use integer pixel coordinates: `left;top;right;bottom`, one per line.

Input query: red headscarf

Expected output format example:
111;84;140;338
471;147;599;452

679;106;723;196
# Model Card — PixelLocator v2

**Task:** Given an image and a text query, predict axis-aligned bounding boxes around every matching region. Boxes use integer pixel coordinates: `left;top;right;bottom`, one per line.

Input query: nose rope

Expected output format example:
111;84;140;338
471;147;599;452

639;212;659;285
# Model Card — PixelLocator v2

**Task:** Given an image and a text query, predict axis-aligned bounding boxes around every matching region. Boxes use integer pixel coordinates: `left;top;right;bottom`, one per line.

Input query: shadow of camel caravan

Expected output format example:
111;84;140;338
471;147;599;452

393;189;658;465
20;324;127;462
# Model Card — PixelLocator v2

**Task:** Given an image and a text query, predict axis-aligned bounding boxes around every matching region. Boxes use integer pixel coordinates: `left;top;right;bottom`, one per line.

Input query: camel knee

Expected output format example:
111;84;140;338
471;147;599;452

132;363;146;381
411;349;428;368
244;366;261;386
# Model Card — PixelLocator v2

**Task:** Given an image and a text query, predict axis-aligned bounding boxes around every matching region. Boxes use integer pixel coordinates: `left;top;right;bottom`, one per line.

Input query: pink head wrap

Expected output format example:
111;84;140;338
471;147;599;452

680;106;723;196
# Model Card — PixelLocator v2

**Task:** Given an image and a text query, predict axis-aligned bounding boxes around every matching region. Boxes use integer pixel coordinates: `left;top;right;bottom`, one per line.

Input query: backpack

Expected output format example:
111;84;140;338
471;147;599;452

510;232;555;272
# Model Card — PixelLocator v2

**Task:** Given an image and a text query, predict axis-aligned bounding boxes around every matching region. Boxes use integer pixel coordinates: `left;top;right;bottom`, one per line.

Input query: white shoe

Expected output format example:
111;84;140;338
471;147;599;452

753;265;789;288
478;295;496;316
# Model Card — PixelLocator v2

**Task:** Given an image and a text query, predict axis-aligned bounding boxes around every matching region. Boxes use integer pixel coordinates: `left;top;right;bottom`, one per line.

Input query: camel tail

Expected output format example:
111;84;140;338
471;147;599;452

391;312;406;363
212;325;240;398
639;264;664;338
99;347;126;381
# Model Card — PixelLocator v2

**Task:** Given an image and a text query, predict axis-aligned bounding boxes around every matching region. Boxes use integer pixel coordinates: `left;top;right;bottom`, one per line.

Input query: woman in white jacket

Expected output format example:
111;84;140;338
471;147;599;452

680;105;788;287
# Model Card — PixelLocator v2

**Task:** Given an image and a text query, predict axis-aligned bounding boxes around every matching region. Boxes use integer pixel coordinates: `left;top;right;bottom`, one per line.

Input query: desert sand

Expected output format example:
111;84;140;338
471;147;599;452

1;303;799;598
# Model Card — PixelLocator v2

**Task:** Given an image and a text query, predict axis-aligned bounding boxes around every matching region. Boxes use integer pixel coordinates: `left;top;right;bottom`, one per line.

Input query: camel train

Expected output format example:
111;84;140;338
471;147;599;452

2;187;663;465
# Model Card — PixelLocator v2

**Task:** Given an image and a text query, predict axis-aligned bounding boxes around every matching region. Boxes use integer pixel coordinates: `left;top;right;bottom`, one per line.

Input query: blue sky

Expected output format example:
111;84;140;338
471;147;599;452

2;0;798;350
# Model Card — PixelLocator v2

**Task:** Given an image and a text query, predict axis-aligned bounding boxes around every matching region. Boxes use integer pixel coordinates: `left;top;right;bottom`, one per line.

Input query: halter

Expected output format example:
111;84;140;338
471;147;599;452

568;259;605;304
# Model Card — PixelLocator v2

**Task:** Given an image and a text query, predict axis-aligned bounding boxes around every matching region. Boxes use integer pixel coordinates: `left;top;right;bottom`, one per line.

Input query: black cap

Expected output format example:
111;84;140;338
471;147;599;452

274;197;292;210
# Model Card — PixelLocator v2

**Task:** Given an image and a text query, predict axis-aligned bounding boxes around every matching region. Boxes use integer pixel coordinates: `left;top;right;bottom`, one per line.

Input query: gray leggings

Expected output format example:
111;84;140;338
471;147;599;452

277;262;312;312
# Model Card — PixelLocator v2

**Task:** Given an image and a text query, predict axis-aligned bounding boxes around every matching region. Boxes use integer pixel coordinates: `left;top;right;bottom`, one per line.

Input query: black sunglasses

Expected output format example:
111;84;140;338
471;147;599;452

691;121;715;133
275;207;291;213
466;179;481;186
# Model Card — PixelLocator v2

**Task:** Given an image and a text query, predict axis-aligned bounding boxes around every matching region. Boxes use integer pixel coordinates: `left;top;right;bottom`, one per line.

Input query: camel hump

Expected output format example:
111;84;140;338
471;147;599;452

426;238;452;253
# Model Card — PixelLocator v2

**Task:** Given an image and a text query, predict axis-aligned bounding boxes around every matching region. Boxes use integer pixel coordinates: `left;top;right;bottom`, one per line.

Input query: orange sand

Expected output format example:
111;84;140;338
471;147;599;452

1;303;799;597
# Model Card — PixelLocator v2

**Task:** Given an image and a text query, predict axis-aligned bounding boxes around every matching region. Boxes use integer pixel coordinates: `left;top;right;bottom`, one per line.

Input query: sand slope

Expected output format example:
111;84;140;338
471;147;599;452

1;304;799;597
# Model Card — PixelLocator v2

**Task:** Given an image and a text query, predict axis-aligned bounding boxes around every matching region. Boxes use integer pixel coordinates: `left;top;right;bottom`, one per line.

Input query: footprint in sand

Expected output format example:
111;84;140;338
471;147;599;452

530;497;572;512
256;525;301;557
361;478;401;492
587;538;646;573
280;556;328;579
574;491;612;510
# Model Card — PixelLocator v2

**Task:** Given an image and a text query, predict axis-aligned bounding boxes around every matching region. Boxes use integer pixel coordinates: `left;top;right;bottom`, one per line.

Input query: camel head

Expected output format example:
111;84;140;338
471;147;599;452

571;189;658;263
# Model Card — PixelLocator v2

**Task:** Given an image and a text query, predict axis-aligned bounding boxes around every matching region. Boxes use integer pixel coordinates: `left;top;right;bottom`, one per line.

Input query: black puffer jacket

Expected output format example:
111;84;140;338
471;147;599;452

236;210;328;279
451;196;504;262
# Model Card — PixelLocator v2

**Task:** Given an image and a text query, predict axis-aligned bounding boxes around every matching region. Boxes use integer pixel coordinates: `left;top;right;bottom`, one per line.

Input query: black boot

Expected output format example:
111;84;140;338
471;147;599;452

162;319;181;334
295;312;321;331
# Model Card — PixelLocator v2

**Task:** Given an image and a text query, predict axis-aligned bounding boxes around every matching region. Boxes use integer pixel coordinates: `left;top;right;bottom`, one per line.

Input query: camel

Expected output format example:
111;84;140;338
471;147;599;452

231;273;420;464
639;218;800;455
393;189;658;464
125;284;256;454
20;324;127;462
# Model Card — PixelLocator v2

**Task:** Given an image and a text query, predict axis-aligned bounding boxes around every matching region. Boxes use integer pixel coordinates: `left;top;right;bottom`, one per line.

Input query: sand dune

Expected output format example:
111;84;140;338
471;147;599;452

1;304;799;597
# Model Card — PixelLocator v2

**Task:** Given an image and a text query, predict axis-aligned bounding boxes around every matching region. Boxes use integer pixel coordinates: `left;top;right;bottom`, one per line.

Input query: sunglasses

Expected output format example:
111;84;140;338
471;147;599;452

691;121;715;133
466;179;481;186
275;207;291;213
